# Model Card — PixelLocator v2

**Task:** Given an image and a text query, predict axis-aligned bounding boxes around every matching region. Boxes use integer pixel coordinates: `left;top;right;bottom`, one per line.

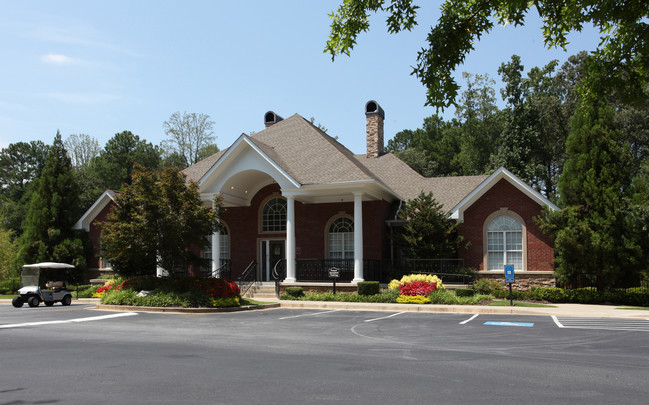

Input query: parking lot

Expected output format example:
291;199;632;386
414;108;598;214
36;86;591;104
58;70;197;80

2;303;649;404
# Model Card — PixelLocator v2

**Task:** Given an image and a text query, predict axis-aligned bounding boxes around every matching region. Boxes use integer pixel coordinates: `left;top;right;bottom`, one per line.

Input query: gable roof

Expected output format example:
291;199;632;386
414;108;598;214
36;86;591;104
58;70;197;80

72;190;117;231
450;167;559;220
181;113;556;215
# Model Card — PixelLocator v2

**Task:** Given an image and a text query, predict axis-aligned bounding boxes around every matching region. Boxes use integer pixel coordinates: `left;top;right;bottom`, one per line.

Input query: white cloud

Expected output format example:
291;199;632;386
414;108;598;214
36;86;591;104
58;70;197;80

41;53;79;65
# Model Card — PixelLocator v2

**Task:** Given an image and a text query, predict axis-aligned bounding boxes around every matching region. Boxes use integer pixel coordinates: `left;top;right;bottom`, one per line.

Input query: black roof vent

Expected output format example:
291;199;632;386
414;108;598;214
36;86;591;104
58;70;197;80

264;111;283;127
365;100;385;119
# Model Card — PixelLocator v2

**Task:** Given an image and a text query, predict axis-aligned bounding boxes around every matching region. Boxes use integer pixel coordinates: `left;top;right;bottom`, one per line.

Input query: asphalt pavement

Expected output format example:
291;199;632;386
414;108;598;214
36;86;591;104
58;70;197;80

1;297;648;319
2;304;649;404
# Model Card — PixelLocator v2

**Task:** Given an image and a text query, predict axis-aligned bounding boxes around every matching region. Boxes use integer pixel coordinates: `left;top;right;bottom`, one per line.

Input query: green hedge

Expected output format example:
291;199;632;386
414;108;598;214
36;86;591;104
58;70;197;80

455;288;474;297
357;281;379;296
284;286;304;298
281;289;400;303
489;287;649;307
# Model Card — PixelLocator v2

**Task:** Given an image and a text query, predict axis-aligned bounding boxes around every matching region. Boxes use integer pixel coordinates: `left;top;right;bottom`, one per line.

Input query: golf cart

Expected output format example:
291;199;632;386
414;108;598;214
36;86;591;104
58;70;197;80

12;262;76;308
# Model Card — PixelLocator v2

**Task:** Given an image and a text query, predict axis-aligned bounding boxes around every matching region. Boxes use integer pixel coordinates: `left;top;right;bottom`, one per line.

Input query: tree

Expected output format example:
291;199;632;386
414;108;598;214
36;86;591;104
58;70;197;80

537;101;642;290
64;133;100;169
325;0;649;109
16;132;87;269
162;111;217;168
93;131;161;191
394;191;465;259
491;55;569;200
0;141;49;234
453;73;503;175
101;164;223;277
0;223;17;279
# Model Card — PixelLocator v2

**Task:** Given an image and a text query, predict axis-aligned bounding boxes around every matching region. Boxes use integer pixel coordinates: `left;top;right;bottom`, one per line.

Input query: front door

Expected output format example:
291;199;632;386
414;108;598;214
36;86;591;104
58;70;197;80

260;240;285;281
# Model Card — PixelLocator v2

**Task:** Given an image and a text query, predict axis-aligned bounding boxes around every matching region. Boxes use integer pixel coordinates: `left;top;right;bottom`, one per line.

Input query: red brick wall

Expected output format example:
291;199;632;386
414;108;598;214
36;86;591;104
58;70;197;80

458;179;554;272
87;201;115;269
222;184;392;278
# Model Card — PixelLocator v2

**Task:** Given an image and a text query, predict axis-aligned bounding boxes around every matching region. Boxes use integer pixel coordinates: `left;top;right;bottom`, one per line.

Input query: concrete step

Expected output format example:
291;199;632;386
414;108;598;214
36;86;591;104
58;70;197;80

242;282;277;299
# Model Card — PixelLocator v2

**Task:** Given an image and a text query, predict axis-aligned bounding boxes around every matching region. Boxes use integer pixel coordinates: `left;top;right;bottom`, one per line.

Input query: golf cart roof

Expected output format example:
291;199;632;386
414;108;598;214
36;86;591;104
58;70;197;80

22;262;75;269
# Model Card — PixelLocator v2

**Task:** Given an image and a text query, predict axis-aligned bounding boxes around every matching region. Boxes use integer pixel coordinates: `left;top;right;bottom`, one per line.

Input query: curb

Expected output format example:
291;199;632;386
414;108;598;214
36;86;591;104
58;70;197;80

94;303;280;313
277;301;554;316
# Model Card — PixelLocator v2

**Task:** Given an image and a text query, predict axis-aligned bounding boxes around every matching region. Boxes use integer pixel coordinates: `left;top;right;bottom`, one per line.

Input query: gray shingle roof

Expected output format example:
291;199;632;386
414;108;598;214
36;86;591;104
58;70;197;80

183;113;487;209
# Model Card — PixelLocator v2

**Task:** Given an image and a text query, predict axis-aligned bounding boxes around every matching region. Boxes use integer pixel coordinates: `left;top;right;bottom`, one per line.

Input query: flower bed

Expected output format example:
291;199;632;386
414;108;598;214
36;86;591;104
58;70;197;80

97;276;241;308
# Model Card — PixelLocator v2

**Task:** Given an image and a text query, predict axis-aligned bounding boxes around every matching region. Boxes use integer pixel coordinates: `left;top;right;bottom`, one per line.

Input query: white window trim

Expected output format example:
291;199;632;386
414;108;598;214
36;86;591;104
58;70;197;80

482;209;527;272
325;214;354;260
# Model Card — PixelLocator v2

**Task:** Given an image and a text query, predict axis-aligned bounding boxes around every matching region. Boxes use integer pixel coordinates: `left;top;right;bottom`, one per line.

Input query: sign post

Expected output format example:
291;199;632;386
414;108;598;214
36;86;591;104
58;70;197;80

504;265;515;306
328;267;340;294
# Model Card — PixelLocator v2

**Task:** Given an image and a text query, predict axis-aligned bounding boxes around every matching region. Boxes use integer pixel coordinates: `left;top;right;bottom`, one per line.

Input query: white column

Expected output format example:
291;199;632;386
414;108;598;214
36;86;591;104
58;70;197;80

353;192;364;283
211;198;221;278
211;230;220;277
285;195;296;283
156;256;168;277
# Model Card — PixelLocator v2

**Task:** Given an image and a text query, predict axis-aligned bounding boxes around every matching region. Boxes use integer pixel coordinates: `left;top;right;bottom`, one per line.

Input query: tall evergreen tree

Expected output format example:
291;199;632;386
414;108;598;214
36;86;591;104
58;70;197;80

537;102;642;290
394;191;465;259
16;132;87;269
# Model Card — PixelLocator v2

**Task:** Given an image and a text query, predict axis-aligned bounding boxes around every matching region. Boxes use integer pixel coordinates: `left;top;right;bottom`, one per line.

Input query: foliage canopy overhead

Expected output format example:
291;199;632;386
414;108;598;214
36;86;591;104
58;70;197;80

325;0;649;109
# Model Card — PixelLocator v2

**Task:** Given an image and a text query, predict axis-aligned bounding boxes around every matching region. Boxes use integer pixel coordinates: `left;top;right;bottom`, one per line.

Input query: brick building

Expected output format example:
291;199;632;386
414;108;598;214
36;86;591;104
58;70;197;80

75;101;557;287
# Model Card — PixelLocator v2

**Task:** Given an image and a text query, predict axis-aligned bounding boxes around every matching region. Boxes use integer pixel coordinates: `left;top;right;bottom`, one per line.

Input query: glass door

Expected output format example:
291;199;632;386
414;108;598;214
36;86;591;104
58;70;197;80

260;240;285;281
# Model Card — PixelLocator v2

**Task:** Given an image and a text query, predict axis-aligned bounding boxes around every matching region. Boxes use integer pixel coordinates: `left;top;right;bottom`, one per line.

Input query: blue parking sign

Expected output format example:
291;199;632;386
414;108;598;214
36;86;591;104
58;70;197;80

504;265;515;283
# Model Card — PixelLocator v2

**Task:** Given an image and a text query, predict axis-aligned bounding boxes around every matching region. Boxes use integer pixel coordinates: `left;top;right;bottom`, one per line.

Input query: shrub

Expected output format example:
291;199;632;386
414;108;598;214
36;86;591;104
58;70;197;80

492;289;528;300
396;295;431;304
282;289;399;303
285;286;304;298
98;276;240;307
427;289;491;305
76;285;98;298
455;288;474;297
0;278;19;294
357;281;379;296
399;280;437;296
473;278;501;294
102;289;138;305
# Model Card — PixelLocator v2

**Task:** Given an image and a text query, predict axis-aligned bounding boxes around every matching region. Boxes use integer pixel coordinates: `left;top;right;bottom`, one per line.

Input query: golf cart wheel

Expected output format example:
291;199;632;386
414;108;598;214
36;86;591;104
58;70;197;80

12;297;24;308
45;301;54;307
61;295;72;306
28;296;40;307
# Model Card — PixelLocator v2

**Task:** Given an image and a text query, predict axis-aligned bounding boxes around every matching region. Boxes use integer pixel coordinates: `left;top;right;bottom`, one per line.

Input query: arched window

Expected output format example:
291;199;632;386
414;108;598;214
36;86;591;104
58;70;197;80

328;217;354;259
262;197;287;232
487;215;523;271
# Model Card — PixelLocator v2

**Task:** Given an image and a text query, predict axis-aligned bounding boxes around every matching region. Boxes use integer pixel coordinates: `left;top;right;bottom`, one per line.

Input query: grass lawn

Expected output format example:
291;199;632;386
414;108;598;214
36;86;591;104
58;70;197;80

0;294;18;299
240;298;275;306
617;307;649;311
488;300;556;308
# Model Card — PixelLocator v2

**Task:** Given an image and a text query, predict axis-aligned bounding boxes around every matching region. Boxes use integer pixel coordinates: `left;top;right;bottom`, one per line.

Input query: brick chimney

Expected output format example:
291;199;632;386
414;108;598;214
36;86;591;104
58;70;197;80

365;100;384;158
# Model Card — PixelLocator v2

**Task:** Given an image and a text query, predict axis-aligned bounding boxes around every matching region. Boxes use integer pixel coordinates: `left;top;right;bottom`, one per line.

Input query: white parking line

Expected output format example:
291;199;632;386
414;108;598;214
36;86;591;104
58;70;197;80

460;314;479;325
365;312;405;323
279;310;341;320
0;312;138;329
552;315;564;328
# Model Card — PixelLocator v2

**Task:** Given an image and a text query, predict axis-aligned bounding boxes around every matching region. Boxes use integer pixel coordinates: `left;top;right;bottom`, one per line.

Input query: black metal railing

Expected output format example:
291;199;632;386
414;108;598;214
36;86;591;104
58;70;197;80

214;260;232;279
237;260;257;297
271;259;286;297
294;259;382;282
398;259;472;284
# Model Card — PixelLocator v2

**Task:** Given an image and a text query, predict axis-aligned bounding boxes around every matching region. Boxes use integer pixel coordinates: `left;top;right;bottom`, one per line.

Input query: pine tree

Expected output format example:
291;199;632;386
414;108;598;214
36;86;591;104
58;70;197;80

538;101;642;290
395;191;465;259
17;132;87;269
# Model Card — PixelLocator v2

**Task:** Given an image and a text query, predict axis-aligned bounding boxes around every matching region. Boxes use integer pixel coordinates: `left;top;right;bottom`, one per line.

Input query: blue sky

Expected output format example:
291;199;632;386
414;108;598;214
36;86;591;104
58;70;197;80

0;1;601;154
